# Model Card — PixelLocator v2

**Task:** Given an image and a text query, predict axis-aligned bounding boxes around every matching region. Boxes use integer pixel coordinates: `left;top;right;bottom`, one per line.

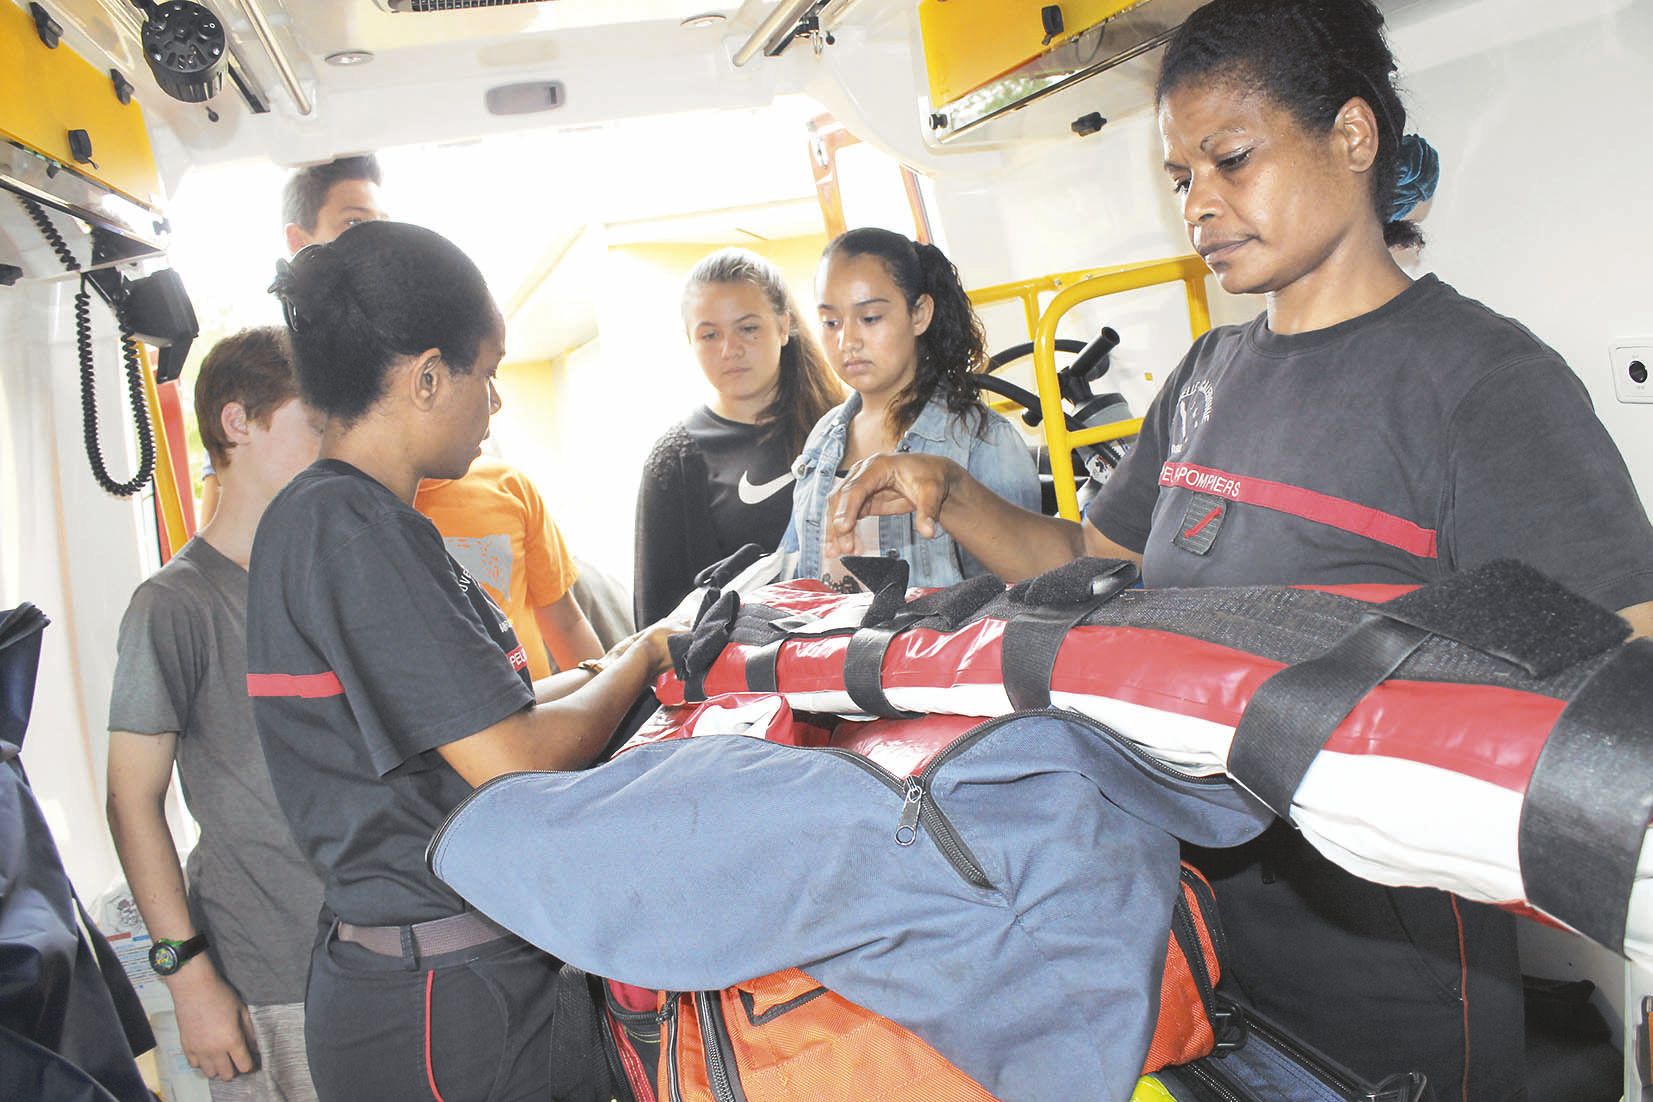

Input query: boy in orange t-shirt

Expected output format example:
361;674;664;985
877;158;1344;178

415;455;602;679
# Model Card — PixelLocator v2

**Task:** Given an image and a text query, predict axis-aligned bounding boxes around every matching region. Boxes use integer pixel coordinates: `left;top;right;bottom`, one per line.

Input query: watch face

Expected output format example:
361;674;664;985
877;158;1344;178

150;941;181;974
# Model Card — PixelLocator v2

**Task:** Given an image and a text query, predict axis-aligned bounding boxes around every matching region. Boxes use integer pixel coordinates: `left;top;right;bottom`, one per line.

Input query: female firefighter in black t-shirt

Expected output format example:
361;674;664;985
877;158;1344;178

826;0;1653;1098
249;220;676;1101
633;248;843;624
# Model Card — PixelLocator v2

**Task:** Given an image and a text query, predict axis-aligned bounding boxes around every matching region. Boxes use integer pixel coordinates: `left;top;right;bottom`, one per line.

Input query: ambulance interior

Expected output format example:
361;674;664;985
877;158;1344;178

3;0;1652;1097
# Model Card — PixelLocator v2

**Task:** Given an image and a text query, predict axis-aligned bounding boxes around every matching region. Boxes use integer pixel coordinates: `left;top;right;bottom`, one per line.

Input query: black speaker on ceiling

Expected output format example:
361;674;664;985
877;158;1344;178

133;0;227;103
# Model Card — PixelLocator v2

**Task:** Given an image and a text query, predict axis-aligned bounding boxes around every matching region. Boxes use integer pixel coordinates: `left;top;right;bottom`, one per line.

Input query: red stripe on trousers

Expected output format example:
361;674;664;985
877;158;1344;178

1159;461;1438;558
245;671;344;698
425;971;447;1102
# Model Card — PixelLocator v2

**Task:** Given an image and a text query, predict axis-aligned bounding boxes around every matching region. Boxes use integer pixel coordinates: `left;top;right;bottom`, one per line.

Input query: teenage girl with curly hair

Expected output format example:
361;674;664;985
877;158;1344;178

783;227;1039;591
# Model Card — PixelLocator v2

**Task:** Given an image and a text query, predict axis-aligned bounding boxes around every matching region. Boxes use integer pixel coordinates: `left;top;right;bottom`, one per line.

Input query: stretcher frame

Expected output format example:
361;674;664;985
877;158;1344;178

969;255;1213;520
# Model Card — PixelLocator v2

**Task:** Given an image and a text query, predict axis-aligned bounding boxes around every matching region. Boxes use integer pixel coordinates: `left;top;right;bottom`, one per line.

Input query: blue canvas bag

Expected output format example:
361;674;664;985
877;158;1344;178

429;706;1272;1102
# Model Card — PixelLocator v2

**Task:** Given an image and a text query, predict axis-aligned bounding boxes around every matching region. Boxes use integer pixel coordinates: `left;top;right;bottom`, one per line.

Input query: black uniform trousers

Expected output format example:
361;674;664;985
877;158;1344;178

304;915;562;1102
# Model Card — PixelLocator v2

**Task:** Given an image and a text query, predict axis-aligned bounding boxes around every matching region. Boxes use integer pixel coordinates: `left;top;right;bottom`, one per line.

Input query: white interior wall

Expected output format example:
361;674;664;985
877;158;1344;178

0;241;181;900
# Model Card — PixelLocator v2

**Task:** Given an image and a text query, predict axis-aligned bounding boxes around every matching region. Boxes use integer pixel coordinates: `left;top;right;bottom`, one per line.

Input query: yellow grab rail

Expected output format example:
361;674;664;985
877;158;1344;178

974;255;1212;520
139;349;190;559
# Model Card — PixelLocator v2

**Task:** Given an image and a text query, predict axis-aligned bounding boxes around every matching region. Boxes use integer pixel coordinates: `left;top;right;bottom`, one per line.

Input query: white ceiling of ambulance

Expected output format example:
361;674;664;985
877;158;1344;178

43;0;847;173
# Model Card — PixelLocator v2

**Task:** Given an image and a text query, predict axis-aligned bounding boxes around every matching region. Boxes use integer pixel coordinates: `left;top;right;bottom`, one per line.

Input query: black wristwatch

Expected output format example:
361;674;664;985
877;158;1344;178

149;933;209;976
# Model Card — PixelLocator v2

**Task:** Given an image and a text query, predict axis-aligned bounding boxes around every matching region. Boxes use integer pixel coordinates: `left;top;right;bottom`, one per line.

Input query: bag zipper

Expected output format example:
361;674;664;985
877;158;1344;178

1259;1021;1429;1102
1237;1008;1364;1098
599;1000;652;1102
661;996;684;1102
430;706;1222;885
836;705;1228;890
1170;867;1223;1025
1202;1002;1425;1102
1170;892;1217;1020
425;769;534;870
1179;865;1227;965
695;991;745;1102
815;745;993;889
1180;1059;1250;1102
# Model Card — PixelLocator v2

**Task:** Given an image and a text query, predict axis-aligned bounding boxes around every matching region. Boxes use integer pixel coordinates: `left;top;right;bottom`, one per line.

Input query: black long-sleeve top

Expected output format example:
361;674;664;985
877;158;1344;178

633;408;797;625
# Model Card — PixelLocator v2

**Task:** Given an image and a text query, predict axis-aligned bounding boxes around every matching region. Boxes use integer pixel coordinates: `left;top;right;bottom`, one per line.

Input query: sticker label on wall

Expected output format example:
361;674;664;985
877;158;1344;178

1173;493;1227;556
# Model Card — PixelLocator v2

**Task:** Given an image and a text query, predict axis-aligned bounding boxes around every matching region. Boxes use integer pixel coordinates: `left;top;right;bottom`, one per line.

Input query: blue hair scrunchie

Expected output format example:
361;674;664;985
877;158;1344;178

1389;134;1440;222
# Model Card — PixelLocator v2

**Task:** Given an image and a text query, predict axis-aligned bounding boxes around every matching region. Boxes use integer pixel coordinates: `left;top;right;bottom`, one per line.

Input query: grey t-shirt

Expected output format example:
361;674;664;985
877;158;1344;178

246;460;536;927
109;537;324;1006
1088;274;1653;608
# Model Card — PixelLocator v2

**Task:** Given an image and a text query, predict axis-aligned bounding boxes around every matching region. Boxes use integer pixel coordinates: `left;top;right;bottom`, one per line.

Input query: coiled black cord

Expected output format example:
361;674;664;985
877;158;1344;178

17;194;155;498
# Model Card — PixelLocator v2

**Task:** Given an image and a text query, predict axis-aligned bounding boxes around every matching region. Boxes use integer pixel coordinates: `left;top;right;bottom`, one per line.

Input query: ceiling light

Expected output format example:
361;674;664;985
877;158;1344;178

681;13;727;29
325;49;376;67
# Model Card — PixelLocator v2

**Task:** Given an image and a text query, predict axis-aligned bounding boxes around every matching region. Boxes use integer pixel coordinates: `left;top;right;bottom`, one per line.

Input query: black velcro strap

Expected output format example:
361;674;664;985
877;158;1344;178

693;543;768;591
1227;617;1431;817
1376;559;1627;677
845;556;911;627
1518;637;1653;953
674;591;741;702
896;574;1006;631
843;627;920;719
744;640;783;694
1001;564;1136;712
1005;556;1139;606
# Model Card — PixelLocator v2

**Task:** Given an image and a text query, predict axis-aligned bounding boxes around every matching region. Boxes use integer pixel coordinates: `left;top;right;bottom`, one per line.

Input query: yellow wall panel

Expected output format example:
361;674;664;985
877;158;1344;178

918;0;1146;109
0;1;161;209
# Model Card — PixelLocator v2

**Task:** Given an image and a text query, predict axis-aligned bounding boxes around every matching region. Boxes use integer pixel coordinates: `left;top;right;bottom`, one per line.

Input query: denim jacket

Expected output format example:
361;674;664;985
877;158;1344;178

781;392;1041;588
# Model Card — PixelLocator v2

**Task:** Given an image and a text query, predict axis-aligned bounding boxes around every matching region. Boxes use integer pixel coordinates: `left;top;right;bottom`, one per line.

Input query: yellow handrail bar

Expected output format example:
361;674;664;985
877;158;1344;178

139;349;190;558
980;255;1212;520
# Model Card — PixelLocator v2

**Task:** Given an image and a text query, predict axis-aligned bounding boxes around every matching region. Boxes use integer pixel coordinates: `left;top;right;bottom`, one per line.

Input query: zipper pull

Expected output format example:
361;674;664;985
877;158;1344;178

895;780;923;846
657;996;677;1026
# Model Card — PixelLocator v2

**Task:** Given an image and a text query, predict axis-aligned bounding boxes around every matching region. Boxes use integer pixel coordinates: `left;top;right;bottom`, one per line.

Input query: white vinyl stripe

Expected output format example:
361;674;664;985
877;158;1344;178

766;680;1653;965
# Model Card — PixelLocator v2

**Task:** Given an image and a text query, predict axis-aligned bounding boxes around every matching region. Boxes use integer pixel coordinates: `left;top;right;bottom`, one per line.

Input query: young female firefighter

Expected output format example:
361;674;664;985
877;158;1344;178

247;220;675;1101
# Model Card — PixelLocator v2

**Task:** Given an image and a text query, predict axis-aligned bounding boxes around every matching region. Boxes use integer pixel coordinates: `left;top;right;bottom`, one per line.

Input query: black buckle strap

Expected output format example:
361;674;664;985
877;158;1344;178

1226;616;1431;817
843;626;922;719
743;640;783;694
1518;637;1653;953
1000;561;1136;712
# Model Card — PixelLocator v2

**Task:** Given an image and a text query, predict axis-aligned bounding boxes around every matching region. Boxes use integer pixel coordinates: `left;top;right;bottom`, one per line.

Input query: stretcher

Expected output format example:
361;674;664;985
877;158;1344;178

652;554;1653;965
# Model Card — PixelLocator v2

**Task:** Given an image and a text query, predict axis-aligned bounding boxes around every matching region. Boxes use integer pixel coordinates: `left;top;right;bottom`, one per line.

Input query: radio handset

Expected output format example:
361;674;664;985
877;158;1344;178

16;194;155;499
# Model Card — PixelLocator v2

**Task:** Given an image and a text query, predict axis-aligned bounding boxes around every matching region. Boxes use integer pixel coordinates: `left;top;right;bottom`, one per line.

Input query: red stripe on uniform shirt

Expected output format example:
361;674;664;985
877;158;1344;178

246;671;345;698
1159;461;1438;559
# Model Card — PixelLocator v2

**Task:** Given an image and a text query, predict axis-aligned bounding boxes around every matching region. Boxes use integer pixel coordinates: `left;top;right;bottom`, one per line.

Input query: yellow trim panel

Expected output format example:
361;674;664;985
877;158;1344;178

918;0;1147;109
0;1;162;210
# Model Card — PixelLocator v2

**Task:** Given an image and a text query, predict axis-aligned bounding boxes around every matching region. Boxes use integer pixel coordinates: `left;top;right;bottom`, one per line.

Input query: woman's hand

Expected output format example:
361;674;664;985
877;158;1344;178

603;619;687;678
827;453;964;554
632;619;686;677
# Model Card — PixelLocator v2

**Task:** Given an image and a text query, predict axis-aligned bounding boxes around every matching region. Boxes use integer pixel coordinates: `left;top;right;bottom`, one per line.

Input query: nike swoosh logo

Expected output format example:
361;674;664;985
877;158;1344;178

738;470;794;505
